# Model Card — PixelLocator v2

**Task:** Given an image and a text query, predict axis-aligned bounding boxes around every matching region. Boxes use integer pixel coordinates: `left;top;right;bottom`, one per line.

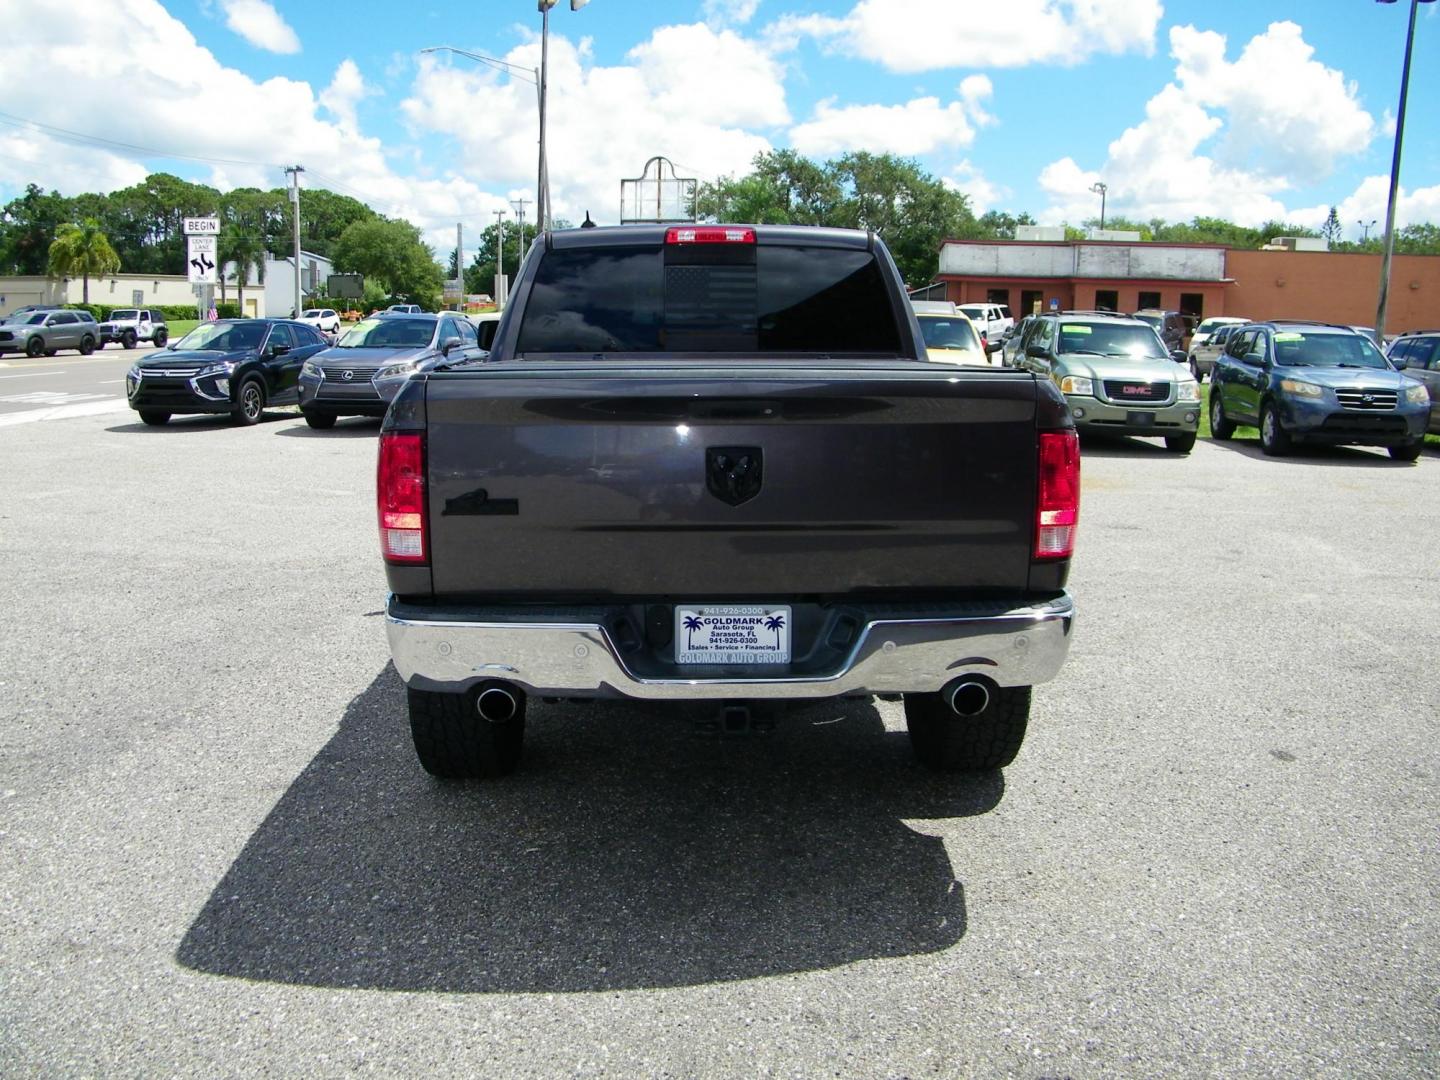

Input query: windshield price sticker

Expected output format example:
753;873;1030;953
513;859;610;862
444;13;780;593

675;605;791;664
1274;332;1305;342
1062;325;1093;334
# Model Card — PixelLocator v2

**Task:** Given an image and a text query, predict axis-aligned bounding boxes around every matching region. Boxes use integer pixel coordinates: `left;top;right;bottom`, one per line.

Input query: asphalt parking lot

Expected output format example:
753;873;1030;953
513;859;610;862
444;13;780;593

1;409;1436;1078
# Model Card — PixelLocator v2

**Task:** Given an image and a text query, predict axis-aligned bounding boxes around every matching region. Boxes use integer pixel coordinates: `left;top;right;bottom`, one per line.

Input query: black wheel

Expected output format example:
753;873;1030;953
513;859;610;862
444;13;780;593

1389;442;1423;462
43;348;58;357
25;336;43;358
122;331;137;350
1166;431;1197;454
302;409;337;430
152;329;168;347
78;334;95;355
904;684;1031;772
408;684;526;779
232;377;265;425
1209;386;1235;440
1259;401;1291;456
139;410;170;426
1190;359;1202;384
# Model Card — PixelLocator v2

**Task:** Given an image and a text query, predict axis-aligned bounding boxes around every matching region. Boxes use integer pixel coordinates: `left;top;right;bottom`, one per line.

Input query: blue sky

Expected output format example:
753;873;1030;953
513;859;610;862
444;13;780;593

2;0;1436;255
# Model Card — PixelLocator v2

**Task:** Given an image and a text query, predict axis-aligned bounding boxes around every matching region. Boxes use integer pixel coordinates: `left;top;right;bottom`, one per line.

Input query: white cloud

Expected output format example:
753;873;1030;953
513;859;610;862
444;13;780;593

401;24;784;225
0;0;513;259
1038;22;1377;226
319;59;370;132
766;0;1161;72
790;93;987;159
219;0;300;54
1324;175;1440;241
945;161;1004;215
703;0;760;28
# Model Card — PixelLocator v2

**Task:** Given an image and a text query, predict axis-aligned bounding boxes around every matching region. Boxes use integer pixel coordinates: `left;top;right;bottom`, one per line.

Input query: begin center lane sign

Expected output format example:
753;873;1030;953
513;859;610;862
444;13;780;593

187;236;217;284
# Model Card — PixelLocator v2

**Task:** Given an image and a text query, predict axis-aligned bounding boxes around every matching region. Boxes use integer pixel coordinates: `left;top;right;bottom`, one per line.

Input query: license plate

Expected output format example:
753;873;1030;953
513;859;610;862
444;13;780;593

1126;411;1157;425
675;605;791;665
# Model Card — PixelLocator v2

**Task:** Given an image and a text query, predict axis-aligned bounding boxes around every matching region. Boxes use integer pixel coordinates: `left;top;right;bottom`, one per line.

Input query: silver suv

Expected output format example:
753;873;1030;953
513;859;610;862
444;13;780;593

0;308;100;356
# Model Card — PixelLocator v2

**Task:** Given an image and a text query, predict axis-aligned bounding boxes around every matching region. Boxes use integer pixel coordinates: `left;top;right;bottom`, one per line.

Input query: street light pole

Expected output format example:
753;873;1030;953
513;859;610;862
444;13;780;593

1089;181;1108;231
537;0;590;233
1358;219;1377;242
285;164;304;317
1374;0;1434;343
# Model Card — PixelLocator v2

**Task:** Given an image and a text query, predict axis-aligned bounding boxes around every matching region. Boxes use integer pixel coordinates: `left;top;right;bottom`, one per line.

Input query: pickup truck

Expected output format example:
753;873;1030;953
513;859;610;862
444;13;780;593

380;224;1079;780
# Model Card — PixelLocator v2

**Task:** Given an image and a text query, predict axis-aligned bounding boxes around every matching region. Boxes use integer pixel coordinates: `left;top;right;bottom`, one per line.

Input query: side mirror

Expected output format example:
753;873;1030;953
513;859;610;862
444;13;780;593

1026;344;1047;359
1390;355;1408;370
1170;349;1187;363
441;339;462;355
270;343;291;357
1244;350;1266;366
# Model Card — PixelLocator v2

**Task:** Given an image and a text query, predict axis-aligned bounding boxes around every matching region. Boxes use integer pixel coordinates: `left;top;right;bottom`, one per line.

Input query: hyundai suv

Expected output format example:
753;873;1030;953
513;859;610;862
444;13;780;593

1016;311;1200;452
1210;321;1429;460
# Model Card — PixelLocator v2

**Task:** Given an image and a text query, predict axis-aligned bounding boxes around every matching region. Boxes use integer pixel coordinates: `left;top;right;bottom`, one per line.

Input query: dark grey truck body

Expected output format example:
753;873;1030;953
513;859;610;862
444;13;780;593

382;225;1077;778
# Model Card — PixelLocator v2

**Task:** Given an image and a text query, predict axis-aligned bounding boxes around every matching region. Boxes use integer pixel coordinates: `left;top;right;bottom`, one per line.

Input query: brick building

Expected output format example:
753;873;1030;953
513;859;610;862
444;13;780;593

930;239;1439;333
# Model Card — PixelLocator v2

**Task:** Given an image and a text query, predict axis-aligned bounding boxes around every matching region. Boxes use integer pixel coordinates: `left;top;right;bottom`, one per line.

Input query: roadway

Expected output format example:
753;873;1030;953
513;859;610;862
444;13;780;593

0;344;158;425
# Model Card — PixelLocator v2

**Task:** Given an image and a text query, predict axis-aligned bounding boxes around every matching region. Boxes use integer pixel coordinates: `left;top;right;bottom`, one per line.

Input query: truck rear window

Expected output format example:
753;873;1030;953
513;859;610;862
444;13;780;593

515;244;901;355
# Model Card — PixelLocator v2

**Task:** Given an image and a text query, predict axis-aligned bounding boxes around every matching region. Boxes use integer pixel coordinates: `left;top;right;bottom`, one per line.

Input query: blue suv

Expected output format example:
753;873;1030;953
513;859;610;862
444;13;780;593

1209;321;1429;461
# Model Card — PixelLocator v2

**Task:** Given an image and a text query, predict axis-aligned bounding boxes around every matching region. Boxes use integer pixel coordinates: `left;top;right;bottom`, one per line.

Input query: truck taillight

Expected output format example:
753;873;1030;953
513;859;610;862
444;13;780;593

378;432;427;564
1036;429;1079;559
665;226;756;245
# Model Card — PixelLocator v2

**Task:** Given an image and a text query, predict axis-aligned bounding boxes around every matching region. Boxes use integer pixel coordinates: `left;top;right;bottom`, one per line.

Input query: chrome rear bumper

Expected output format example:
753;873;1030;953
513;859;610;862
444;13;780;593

386;593;1075;700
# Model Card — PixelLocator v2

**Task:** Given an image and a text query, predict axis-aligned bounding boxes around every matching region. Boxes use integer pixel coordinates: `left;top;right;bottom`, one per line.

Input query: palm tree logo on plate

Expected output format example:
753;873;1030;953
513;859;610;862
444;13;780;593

764;613;786;645
683;615;703;650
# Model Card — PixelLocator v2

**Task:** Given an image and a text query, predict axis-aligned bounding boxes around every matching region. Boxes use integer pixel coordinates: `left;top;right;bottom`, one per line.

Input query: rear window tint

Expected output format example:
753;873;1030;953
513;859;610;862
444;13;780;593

515;243;901;355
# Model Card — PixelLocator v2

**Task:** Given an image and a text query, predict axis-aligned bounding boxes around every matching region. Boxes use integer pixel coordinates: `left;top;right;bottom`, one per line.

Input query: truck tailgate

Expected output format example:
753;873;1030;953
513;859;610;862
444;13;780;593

423;363;1041;601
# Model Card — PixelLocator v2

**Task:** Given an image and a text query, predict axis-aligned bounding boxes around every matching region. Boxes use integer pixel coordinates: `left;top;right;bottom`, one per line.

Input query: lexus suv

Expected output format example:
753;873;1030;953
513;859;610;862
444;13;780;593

1209;321;1429;460
1015;311;1200;452
297;312;484;428
126;318;328;426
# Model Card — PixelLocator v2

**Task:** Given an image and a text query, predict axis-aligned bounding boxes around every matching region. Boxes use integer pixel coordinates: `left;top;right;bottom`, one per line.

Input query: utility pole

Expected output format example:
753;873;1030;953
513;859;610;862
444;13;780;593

455;222;464;309
512;198;531;266
1089;181;1108;231
493;209;507;308
285;164;304;317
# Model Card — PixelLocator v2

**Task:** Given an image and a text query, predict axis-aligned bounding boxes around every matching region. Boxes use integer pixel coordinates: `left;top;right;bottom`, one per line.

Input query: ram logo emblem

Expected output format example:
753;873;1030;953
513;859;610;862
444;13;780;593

706;447;763;506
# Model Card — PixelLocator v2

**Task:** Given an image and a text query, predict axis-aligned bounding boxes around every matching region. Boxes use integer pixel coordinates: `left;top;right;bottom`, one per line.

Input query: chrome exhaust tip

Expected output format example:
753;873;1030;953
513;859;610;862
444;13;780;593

476;685;520;724
945;678;992;717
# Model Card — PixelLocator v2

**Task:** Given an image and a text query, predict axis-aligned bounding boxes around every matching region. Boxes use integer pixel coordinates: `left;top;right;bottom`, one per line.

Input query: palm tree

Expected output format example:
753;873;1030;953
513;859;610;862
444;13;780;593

682;615;703;650
764;613;786;644
47;219;120;304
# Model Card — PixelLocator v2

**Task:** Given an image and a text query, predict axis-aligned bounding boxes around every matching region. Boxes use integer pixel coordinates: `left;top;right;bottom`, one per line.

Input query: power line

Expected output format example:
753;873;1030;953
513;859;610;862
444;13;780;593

0;109;285;170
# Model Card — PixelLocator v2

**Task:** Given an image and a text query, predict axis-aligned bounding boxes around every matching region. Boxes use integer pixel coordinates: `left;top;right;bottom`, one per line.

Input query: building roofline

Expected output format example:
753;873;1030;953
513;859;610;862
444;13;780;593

939;237;1230;251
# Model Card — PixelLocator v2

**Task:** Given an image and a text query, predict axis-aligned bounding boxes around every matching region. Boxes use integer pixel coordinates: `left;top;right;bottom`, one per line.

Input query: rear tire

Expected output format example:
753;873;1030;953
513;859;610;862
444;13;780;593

78;334;95;355
1389;442;1423;462
152;329;168;347
139;410;170;426
408;685;526;779
1209;387;1235;440
1259;401;1291;456
1166;431;1197;454
232;377;265;425
904;684;1031;771
302;409;337;430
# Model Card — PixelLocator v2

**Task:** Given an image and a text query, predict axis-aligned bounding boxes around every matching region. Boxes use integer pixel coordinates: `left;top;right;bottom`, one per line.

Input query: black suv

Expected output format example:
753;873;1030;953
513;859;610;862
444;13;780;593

125;318;328;426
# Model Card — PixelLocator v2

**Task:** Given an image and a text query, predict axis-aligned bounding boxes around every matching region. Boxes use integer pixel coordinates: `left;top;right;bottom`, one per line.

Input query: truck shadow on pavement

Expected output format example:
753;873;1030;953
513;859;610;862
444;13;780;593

176;666;1000;993
1204;436;1420;468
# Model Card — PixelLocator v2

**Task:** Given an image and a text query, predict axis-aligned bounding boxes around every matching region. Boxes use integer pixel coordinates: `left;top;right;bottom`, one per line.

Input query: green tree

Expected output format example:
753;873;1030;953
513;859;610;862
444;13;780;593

332;217;443;309
218;189;274;316
296;188;376;259
1321;206;1343;247
47;218;120;303
974;210;1036;240
0;184;75;274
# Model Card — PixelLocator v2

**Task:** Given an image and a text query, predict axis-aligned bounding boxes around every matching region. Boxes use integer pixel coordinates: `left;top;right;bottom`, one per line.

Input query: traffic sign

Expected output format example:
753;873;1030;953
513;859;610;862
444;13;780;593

187;236;217;284
184;217;220;236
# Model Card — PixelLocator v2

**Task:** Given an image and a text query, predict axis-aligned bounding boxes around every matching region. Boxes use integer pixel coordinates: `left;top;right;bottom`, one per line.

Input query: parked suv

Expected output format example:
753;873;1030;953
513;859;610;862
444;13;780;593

1386;330;1440;435
98;308;168;349
1210;321;1429;460
125;318;328;426
1016;310;1201;452
297;312;484;428
958;302;1013;353
1132;309;1192;352
0;308;100;356
1187;322;1242;384
298;308;341;335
